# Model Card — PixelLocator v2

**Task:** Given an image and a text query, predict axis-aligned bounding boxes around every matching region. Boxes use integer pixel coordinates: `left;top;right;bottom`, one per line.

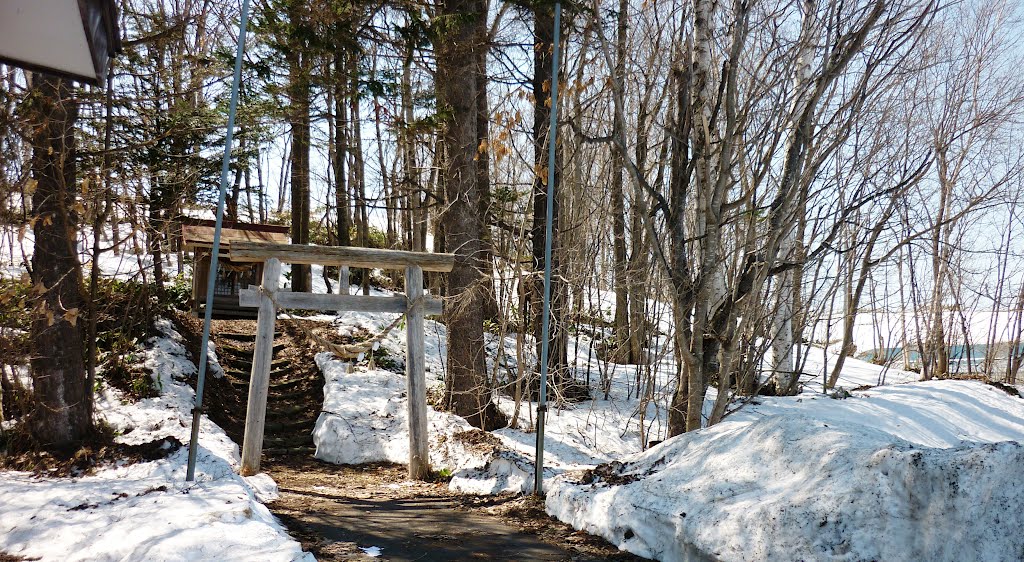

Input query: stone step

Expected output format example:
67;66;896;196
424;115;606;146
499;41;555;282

263;446;316;457
225;374;316;393
265;417;318;433
267;402;315;418
264;435;313;448
220;354;290;371
273;387;322;402
224;360;295;379
219;331;282;342
268;376;313;391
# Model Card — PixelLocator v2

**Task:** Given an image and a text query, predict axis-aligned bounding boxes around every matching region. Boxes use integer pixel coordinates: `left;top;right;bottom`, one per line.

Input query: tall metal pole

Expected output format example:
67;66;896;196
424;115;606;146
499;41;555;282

186;0;252;481
534;1;562;496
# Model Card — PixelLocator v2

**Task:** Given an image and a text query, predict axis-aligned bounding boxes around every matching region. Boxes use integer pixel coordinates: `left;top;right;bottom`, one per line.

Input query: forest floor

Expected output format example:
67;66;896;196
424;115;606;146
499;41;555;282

197;318;641;562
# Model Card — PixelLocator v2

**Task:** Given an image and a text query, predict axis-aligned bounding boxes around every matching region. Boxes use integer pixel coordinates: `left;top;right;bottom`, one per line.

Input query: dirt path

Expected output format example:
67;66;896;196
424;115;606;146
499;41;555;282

194;318;644;561
265;459;644;561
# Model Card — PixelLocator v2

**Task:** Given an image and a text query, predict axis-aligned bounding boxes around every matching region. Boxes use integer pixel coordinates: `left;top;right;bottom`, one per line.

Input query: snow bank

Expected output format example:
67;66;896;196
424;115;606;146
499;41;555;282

312;350;458;465
0;320;311;562
546;381;1024;562
312;352;538;494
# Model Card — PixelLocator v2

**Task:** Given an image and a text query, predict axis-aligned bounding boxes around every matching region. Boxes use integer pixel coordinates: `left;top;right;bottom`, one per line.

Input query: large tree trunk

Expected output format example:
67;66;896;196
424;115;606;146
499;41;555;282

28;73;90;450
437;0;498;430
288;0;312;293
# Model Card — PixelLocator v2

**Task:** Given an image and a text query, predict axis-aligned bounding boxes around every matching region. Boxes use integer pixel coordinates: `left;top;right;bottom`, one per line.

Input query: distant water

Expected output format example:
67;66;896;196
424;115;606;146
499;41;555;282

857;343;1024;373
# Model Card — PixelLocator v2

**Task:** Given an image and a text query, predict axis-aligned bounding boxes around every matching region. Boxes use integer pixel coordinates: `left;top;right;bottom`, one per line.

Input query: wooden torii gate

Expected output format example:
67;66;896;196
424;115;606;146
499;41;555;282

227;242;455;478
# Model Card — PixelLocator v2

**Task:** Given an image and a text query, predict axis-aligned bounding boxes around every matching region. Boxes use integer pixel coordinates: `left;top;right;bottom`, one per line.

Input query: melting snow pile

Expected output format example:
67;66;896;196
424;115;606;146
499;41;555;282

546;381;1024;562
312;302;682;494
313;351;537;494
0;320;311;562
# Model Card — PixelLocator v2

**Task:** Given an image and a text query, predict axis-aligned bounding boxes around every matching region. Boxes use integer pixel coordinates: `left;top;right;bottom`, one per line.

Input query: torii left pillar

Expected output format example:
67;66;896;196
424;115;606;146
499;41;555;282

240;258;280;475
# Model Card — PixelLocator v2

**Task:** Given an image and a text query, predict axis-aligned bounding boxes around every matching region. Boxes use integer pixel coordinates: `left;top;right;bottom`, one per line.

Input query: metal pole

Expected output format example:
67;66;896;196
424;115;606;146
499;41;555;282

186;0;252;481
534;1;562;496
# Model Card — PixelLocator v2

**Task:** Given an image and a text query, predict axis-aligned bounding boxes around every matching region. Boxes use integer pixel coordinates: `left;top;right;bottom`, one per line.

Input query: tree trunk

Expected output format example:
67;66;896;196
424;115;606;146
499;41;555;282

925;151;954;379
627;97;651;365
28;73;91;450
228;163;242;222
436;0;498;430
0;366;9;424
400;43;423;252
683;0;725;434
288;4;312;292
772;0;817;394
147;171;166;294
349;51;370;295
1007;281;1024;384
334;50;351;249
666;37;692;436
86;64;116;422
609;0;630;363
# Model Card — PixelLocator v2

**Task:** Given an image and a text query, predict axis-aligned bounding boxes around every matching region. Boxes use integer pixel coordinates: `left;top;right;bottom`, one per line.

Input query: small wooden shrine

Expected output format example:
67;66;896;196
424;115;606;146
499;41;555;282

181;220;290;318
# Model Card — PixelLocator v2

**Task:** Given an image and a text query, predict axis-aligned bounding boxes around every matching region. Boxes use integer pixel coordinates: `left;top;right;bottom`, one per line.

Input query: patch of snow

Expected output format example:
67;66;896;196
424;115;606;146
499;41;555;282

360;546;383;557
312;352;537;494
448;445;540;495
245;473;280;503
546;381;1024;561
206;339;224;378
0;319;311;562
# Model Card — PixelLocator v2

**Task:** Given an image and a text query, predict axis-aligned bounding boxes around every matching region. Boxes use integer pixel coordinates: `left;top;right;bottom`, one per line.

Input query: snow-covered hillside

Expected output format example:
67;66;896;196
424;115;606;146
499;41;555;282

547;380;1024;561
0;320;310;562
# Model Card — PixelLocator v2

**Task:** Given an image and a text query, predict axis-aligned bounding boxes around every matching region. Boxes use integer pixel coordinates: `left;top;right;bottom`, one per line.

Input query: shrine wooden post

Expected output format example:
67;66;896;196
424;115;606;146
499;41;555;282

240;257;280;472
230;243;454;478
404;265;428;478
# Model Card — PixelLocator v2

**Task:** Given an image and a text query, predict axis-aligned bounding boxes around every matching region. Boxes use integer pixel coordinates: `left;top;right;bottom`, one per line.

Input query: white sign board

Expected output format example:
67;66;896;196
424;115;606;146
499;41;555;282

0;0;119;85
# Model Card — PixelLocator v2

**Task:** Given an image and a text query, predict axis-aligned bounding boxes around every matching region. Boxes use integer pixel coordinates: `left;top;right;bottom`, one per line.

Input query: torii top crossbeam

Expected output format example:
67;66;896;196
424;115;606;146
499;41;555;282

227;242;455;272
